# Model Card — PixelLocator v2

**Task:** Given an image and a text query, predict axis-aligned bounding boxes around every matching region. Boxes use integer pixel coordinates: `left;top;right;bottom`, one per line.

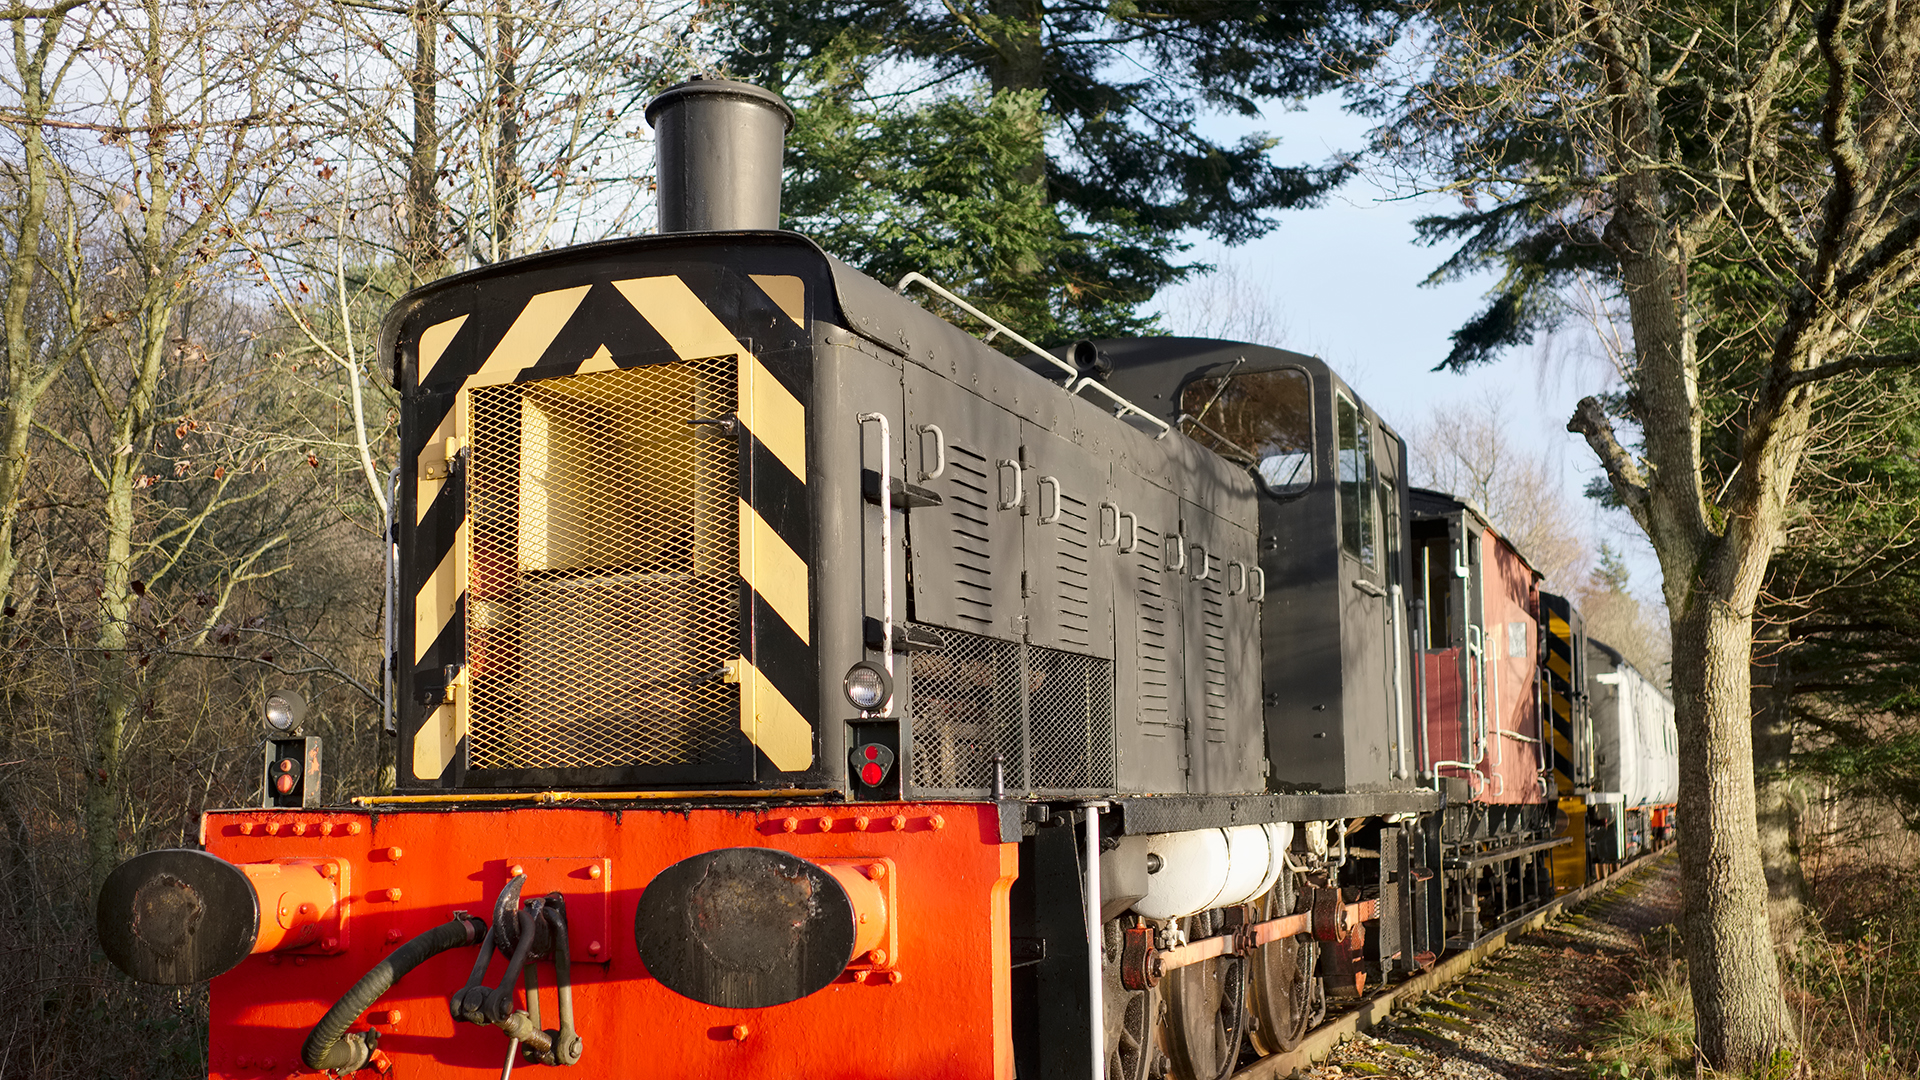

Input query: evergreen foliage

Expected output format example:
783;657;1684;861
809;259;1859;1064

720;0;1401;343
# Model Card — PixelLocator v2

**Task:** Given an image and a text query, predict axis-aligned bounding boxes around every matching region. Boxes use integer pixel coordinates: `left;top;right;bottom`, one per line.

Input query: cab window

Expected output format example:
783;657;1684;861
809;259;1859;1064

1337;392;1376;567
1178;367;1313;497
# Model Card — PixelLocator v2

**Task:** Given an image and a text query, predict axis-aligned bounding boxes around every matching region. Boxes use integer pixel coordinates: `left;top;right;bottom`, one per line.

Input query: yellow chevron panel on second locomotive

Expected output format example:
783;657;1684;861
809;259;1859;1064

468;285;592;387
416;314;468;384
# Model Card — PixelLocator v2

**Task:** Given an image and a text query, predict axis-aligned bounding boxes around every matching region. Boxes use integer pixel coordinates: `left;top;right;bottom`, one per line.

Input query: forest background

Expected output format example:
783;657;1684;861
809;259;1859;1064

0;0;1915;1075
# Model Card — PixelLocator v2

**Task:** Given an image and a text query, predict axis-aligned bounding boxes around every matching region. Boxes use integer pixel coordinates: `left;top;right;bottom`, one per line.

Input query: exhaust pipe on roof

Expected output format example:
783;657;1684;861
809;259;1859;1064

645;76;794;234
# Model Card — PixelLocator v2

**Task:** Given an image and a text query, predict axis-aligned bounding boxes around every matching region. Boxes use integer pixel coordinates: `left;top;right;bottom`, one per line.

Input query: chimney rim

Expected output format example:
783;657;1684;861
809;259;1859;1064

645;77;795;132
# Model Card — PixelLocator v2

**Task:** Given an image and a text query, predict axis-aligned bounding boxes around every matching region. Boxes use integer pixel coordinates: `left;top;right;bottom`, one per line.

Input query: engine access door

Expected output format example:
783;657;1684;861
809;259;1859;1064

903;364;1026;642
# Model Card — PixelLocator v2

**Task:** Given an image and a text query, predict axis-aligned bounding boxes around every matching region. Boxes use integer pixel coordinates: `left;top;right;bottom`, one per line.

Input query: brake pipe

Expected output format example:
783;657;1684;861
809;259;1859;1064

302;913;488;1073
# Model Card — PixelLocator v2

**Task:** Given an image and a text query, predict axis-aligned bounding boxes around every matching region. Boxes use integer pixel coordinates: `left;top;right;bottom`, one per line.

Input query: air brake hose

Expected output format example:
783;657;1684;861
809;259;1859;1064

302;914;488;1073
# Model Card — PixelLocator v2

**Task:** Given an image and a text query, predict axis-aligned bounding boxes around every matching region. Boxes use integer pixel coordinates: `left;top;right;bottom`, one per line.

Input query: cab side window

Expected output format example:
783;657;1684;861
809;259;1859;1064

1337;393;1376;568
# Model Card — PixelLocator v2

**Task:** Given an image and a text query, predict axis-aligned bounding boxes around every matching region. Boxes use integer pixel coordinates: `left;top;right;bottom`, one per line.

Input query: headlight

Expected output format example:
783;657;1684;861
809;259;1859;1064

843;662;892;711
264;690;307;733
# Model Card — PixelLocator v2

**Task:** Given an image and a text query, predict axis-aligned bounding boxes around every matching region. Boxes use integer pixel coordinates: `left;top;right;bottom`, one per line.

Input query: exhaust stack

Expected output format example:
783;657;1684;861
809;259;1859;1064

645;77;793;233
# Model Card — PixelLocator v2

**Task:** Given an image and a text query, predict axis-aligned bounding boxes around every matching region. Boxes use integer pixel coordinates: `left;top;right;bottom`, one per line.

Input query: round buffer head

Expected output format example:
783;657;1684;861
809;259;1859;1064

96;848;260;985
634;847;856;1009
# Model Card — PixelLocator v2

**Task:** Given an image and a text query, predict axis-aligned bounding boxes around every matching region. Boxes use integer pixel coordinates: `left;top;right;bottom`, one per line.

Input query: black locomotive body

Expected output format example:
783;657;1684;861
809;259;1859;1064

92;78;1672;1080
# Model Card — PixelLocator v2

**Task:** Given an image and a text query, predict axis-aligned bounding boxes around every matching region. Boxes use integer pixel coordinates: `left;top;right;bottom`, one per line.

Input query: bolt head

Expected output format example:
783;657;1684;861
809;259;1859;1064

588;864;602;880
731;1025;750;1042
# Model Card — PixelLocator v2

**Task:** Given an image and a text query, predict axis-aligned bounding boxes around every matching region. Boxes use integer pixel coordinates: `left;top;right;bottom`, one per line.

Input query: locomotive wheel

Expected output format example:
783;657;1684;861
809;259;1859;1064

1246;876;1316;1054
1159;915;1249;1080
1102;920;1155;1080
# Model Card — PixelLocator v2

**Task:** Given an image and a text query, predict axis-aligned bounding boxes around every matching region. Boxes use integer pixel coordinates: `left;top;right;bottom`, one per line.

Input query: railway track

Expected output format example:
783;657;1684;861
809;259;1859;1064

1232;846;1676;1079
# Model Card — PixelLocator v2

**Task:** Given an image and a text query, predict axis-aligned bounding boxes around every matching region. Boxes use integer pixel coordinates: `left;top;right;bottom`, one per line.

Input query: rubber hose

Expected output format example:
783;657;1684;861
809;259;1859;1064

301;915;484;1072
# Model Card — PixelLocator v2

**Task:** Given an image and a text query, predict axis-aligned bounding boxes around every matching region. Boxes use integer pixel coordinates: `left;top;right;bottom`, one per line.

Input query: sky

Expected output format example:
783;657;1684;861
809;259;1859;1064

1149;92;1664;604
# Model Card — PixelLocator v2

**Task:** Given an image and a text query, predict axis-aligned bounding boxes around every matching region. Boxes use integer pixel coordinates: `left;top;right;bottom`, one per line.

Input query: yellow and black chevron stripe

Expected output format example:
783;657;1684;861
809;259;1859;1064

397;245;823;788
1539;592;1584;794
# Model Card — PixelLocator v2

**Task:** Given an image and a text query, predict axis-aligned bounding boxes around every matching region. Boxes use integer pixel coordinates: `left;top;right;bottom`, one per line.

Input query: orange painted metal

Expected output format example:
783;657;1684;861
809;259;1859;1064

201;802;1016;1080
237;859;349;956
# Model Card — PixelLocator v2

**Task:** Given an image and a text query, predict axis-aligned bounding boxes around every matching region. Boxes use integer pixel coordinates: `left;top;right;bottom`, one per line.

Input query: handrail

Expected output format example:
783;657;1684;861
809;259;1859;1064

893;270;1171;438
895;272;1077;381
857;412;894;706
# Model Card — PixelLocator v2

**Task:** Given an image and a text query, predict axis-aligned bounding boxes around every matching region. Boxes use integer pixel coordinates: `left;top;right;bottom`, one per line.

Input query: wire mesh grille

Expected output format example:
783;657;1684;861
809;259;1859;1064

906;624;1115;795
908;627;1022;791
465;358;740;770
1028;645;1117;790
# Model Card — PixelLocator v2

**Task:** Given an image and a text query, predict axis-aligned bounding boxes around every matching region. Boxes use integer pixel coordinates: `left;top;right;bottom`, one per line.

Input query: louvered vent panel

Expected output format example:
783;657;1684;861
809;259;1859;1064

1049;491;1094;649
1201;579;1229;741
465;359;739;770
1134;527;1172;731
944;446;994;627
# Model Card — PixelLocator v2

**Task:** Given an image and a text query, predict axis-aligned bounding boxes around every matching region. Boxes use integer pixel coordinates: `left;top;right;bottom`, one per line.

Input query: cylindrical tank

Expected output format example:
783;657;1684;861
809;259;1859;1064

644;77;793;233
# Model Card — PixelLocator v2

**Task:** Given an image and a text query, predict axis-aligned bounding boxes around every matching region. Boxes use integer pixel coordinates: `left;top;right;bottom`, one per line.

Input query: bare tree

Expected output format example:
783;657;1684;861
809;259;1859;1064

1408;391;1591;591
0;0;100;616
1382;0;1920;1066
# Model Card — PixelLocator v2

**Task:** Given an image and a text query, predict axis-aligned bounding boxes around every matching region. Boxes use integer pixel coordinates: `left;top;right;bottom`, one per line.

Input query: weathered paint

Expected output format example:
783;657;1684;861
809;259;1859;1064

202;803;1016;1079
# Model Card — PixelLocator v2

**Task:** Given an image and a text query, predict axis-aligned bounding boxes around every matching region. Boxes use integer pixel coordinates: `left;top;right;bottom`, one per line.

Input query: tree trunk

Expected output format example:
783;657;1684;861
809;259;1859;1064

1751;626;1810;946
406;0;445;285
85;462;139;893
1671;598;1796;1068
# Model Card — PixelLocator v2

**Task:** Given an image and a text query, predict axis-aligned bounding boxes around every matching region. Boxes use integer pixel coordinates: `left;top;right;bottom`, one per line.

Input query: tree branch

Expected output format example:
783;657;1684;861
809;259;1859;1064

1567;395;1652;527
1783;348;1920;388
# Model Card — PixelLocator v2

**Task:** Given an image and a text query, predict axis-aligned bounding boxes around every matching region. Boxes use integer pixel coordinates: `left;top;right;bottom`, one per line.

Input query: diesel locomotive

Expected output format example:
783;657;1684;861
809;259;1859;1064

96;78;1674;1080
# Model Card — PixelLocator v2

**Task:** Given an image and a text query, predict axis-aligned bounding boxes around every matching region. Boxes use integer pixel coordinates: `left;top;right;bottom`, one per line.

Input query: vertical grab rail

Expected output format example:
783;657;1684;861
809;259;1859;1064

1388;583;1409;781
1083;803;1106;1080
857;413;895;703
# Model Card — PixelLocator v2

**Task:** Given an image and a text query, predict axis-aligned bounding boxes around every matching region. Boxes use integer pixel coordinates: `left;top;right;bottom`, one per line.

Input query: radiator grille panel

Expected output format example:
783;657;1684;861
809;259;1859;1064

908;628;1022;791
908;624;1115;795
466;359;739;770
1029;645;1117;789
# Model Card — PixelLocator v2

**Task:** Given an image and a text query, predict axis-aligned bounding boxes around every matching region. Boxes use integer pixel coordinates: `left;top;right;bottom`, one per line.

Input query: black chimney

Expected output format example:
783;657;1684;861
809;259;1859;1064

645;77;794;233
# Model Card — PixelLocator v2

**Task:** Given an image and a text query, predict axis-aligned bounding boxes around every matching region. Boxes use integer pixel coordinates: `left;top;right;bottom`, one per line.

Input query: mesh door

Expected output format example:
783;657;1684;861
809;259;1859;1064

465;358;740;770
906;624;1115;795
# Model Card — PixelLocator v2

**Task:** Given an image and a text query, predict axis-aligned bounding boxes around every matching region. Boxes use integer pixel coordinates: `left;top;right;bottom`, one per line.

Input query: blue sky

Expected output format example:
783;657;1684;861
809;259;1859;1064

1150;92;1663;601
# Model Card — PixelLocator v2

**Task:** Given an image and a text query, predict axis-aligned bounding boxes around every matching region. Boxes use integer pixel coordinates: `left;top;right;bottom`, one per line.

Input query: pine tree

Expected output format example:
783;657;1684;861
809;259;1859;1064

720;0;1400;343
